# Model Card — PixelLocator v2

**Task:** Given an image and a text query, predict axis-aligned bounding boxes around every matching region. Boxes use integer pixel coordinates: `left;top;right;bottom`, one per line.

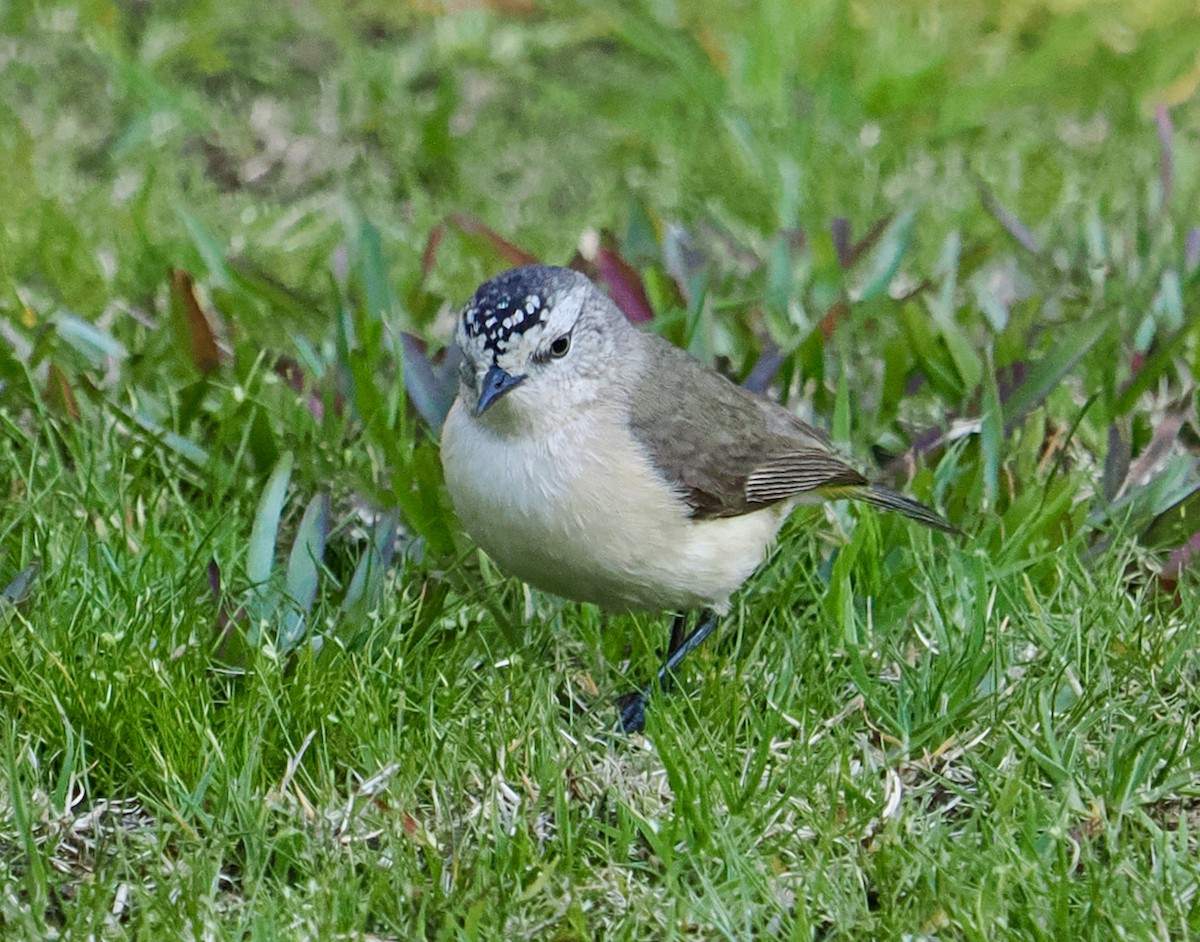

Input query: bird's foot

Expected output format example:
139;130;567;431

616;670;679;733
615;690;649;734
614;609;720;734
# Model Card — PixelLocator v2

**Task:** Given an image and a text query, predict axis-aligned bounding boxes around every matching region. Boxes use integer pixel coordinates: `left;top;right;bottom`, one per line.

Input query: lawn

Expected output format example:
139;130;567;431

2;1;1200;938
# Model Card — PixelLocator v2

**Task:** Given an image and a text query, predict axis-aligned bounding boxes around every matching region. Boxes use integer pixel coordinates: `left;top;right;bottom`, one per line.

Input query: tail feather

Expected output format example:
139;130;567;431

854;483;961;535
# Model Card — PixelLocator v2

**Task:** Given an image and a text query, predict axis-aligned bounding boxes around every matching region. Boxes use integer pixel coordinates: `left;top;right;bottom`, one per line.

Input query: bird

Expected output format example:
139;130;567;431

440;264;957;732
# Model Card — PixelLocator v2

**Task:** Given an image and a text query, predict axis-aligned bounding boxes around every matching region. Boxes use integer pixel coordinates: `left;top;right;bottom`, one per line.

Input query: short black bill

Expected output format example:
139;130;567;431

475;364;526;415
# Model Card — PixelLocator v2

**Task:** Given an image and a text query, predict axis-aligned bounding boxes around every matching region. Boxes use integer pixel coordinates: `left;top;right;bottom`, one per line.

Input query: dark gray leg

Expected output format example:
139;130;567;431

617;609;720;733
668;612;687;658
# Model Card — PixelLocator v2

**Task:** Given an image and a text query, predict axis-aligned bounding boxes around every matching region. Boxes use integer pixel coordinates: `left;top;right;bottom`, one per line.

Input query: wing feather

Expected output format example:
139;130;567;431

629;335;861;519
745;452;867;503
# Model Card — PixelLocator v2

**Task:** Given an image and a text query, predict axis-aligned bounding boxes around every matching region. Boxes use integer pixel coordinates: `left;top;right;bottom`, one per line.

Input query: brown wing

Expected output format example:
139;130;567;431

628;334;867;519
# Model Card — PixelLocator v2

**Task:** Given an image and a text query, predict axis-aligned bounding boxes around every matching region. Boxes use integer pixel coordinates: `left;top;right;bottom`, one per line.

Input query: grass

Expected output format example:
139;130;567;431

2;0;1200;938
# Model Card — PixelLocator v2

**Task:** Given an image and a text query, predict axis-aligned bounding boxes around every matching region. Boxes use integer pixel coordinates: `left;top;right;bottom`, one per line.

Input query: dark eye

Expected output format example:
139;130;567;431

549;334;571;358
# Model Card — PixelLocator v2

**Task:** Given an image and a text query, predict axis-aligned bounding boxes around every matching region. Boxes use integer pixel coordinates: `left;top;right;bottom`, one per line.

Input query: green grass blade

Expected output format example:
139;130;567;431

248;453;293;586
1002;317;1109;432
286;491;330;614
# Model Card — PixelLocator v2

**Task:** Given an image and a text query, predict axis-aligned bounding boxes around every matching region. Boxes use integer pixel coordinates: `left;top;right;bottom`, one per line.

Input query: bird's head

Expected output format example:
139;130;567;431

455;265;631;424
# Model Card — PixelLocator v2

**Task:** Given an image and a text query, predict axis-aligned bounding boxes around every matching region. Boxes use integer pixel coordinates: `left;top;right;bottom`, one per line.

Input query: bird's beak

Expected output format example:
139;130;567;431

475;364;526;416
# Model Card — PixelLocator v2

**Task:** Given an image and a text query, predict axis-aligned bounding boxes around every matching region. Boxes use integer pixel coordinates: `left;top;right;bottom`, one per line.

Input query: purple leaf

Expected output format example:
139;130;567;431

1185;227;1199;271
740;341;786;394
831;217;852;269
273;356;327;422
996;361;1029;404
207;559;221;602
882;425;948;479
401;332;458;434
595;244;655;324
977;180;1042;255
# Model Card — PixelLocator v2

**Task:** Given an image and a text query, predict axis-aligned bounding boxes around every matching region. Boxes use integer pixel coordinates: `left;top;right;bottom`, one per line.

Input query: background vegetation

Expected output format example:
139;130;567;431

2;0;1200;938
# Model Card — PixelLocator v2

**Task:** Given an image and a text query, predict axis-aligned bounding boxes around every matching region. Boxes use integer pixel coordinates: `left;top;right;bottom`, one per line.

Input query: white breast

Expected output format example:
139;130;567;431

440;398;786;613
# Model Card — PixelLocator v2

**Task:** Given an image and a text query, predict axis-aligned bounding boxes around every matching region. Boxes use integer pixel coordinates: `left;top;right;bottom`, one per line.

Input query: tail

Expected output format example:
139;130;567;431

854;483;961;535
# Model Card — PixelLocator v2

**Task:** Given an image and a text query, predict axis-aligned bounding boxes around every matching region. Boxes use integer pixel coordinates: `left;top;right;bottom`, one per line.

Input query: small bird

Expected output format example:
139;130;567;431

440;265;956;732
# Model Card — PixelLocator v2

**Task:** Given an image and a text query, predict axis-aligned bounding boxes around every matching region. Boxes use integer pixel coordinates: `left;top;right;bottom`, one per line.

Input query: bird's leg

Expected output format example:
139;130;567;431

650;612;690;697
667;611;688;664
659;608;719;679
617;608;720;734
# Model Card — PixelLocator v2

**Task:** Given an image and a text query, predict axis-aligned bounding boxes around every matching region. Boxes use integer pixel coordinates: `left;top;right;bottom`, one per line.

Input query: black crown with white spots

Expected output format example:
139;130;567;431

462;265;575;358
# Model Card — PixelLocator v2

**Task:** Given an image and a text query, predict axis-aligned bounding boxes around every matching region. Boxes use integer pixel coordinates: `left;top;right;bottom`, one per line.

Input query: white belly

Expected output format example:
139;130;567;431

440;399;786;613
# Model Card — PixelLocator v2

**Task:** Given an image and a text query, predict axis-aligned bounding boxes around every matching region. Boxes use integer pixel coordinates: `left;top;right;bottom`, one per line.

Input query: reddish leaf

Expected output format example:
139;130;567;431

845;216;893;269
274;356;305;394
595;243;655;324
1123;411;1186;495
1156;530;1200;598
993;361;1028;402
445;214;538;267
273;356;331;422
817;297;851;341
169;269;223;374
565;249;595;280
570;234;656;323
421;223;444;282
48;364;80;420
827;215;895;273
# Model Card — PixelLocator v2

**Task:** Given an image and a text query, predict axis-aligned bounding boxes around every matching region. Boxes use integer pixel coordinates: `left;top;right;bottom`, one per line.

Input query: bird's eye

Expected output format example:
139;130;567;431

549;334;571;358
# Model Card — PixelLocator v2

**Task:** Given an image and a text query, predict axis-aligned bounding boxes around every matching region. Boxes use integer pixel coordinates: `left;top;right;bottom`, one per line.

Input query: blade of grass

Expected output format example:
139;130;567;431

280;491;330;651
342;513;399;620
248;453;293;587
286;492;330;614
852;209;915;303
1002;317;1108;433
